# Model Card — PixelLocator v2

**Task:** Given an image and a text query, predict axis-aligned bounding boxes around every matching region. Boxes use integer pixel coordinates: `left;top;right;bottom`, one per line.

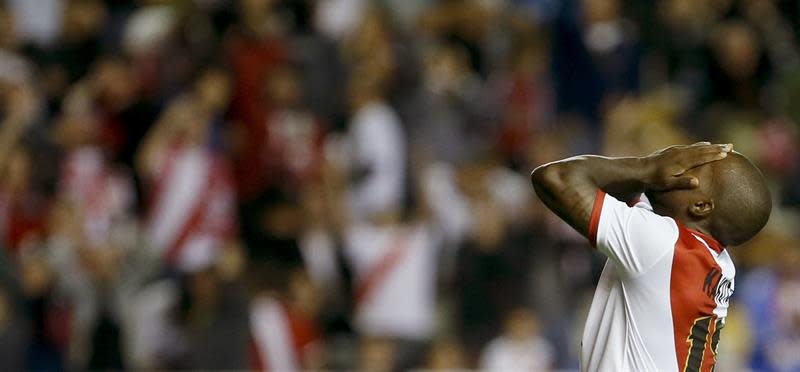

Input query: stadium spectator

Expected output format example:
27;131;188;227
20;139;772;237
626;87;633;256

480;308;555;372
137;93;237;273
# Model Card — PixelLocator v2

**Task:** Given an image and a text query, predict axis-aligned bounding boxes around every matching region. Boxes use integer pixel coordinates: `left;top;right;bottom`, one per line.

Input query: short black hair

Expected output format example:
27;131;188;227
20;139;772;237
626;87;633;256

711;152;772;246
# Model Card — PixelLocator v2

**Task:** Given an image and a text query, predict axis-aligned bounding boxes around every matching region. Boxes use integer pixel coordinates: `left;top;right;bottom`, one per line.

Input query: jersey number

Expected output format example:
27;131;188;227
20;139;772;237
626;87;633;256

683;316;723;372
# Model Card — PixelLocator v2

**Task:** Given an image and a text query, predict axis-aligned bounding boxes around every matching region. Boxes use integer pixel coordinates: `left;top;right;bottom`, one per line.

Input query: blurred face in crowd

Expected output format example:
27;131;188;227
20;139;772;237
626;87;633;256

63;0;107;42
288;269;320;316
300;185;327;226
3;149;31;194
21;256;53;297
93;58;137;110
426;340;465;370
512;43;547;78
359;338;395;372
196;68;232;113
0;6;16;49
189;268;221;310
346;68;381;112
424;44;470;96
345;9;394;73
264;65;301;109
163;95;211;146
241;0;278;34
777;243;800;277
661;0;712;29
714;22;760;81
583;0;621;23
242;0;275;17
47;200;81;240
55;106;100;149
472;198;506;252
505;309;540;341
347;8;391;58
262;200;304;238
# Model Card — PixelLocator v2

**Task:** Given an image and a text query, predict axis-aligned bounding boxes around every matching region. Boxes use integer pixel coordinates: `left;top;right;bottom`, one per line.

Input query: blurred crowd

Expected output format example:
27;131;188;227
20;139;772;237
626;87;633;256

1;0;800;371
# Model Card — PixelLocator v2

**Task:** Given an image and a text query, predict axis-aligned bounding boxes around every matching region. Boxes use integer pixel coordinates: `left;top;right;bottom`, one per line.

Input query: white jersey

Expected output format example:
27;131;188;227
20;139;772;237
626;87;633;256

581;191;735;372
344;223;438;340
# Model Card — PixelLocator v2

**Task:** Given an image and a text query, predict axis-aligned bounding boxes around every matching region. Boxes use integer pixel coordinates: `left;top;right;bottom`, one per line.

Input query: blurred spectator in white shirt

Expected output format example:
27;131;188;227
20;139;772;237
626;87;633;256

480;308;555;372
345;66;406;222
6;0;63;48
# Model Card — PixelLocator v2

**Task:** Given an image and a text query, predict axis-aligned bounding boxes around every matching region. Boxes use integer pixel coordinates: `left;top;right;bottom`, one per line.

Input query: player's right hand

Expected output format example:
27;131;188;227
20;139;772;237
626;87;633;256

643;142;732;191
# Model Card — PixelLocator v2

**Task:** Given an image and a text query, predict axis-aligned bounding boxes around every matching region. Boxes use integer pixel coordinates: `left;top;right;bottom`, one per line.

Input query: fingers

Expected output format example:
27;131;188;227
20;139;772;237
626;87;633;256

667;176;700;190
672;143;732;175
689;143;731;152
695;146;731;163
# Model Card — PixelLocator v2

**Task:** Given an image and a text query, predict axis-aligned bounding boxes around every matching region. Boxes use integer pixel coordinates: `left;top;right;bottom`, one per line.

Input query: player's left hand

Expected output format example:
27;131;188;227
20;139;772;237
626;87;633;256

643;142;732;191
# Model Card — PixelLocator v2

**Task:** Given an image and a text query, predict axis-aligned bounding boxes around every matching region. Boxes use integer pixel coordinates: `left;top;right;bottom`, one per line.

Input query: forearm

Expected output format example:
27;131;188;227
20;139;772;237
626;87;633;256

531;143;731;239
136;117;176;177
0;117;28;171
531;155;651;236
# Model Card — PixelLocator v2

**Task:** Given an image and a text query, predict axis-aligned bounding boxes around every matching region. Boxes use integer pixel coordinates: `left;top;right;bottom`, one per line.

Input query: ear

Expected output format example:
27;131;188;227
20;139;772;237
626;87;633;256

688;199;714;218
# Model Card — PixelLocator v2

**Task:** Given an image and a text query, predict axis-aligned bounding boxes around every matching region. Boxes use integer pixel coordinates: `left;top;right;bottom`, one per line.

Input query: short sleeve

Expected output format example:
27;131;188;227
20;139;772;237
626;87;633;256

588;191;679;276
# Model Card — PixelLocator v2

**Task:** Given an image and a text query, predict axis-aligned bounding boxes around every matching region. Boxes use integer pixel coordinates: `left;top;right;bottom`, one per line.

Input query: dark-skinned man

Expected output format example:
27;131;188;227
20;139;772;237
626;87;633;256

530;142;771;372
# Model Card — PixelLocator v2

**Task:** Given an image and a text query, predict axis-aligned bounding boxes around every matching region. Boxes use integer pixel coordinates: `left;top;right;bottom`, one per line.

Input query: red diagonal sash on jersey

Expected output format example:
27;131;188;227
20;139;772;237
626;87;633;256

147;148;234;267
249;297;299;372
354;231;410;308
162;187;211;265
162;159;232;265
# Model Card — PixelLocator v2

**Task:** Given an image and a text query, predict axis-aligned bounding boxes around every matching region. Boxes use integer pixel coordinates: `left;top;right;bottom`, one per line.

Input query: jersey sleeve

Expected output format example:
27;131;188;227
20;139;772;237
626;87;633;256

588;190;679;276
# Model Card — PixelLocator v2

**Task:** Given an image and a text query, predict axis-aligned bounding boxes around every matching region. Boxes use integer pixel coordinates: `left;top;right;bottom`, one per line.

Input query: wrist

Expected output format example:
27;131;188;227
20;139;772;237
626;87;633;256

637;156;657;190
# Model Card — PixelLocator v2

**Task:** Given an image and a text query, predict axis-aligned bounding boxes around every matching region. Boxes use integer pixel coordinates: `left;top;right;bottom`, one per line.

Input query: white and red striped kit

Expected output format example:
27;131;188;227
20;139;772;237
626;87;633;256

146;145;236;271
582;192;735;372
60;147;134;245
344;223;439;340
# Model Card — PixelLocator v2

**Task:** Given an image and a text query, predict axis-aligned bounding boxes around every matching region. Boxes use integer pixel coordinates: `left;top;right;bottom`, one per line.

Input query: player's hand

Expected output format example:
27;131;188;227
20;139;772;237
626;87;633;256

643;142;732;191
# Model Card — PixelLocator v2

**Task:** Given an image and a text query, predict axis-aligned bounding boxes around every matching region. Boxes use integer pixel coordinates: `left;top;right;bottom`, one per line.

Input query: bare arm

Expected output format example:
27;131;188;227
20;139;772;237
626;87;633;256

530;143;732;238
135;95;197;178
0;83;36;170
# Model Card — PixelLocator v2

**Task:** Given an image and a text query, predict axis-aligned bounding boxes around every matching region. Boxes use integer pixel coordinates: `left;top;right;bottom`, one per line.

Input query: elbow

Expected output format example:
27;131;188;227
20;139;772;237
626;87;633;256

531;161;579;202
530;162;563;191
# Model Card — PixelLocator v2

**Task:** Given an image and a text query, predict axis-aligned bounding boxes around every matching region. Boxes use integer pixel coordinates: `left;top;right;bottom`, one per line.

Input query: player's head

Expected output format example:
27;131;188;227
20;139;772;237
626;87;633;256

647;151;771;246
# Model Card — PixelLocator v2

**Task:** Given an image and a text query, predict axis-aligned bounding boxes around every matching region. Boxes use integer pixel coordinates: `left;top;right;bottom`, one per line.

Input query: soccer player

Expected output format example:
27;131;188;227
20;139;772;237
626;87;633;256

530;142;771;371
